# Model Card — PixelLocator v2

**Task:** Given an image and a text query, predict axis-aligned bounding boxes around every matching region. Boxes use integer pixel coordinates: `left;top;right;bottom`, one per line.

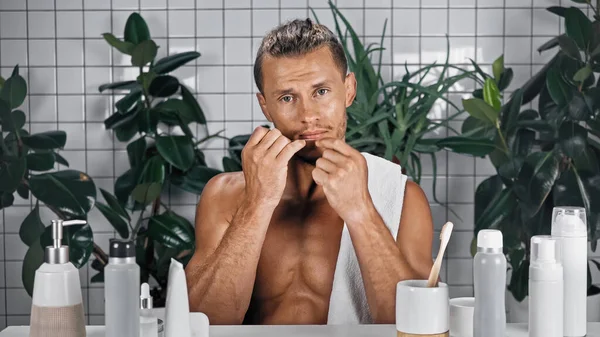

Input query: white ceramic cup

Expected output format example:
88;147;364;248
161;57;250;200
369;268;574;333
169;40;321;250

396;280;449;335
449;297;474;337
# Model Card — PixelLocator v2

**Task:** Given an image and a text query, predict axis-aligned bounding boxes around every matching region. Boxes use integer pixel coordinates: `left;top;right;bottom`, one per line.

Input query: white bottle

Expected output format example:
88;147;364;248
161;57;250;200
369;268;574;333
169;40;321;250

473;229;506;337
140;283;158;337
529;235;563;337
551;206;587;337
30;220;87;337
105;239;140;337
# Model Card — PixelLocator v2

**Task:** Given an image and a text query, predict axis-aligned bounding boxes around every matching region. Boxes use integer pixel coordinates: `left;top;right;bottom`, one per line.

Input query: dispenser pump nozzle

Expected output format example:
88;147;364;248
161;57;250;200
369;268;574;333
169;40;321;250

46;219;87;264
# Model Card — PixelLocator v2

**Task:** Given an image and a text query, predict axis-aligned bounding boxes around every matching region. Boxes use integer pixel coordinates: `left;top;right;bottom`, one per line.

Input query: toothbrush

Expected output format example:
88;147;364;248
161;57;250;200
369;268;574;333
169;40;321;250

427;221;454;287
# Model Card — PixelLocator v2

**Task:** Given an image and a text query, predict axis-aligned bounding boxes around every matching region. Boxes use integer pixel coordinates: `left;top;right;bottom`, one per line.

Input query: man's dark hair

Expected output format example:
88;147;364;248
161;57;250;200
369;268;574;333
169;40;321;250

253;18;348;94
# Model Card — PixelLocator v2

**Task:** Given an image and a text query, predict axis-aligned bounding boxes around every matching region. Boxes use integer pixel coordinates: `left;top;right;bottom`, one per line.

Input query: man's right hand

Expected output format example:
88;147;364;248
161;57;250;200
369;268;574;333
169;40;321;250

241;127;306;207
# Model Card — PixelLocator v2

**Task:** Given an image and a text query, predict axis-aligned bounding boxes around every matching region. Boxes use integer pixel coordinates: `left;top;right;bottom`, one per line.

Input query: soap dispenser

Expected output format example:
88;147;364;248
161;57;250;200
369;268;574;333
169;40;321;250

30;219;87;337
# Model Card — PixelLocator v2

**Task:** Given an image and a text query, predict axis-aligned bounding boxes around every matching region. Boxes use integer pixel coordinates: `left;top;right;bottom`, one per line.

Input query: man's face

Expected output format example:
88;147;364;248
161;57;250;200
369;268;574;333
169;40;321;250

256;46;356;162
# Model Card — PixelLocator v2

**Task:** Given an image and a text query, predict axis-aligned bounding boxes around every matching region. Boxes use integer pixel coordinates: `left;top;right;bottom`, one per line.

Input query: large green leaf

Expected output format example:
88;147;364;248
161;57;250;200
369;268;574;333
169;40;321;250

115;89;142;113
114;169;138;206
498;157;524;185
222;156;241;172
19;202;45;247
565;7;593;50
568;91;593;120
483;78;502;111
127;137;146;168
99;188;130;221
26;151;55;171
139;155;165;184
475;175;504;225
558;35;583;61
537;35;561;53
153;51;201;74
0;156;26;192
0;71;27;109
573;65;592;82
461;116;495;138
148;75;179;97
497;68;514;92
102;33;134;55
560;121;588;159
131;40;158;67
123;12;151;45
22;238;44;297
96;202;129;239
522;54;560;105
508;259;530;302
155;99;193;125
181;85;206;124
40;222;93;269
98;80;138;93
554;168;585;207
546;67;573;107
21;131;66;150
131;182;162;204
148;212;194;251
0;108;26;132
171;165;221;195
504;88;524;131
511;129;535;157
475;188;516;232
514;152;560;220
462;98;498;125
492;55;504;81
156;136;194;171
436;136;496;157
0;191;14;210
29;170;97;218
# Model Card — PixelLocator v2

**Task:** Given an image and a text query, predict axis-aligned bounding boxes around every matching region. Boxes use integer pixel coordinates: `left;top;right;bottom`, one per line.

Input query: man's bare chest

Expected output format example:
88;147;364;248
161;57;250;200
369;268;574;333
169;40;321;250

253;201;345;299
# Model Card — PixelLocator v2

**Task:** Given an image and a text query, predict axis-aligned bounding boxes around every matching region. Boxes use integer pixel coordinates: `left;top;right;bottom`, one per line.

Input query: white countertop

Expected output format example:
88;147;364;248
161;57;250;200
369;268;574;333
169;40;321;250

1;323;600;336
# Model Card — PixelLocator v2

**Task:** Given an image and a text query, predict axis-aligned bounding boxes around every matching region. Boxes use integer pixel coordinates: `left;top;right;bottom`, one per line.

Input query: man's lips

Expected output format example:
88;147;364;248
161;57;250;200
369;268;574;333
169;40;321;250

299;130;328;140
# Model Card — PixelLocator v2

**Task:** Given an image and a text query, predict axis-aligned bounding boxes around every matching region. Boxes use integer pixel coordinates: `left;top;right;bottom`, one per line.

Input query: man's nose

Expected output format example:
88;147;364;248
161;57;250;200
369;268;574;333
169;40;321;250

299;100;320;123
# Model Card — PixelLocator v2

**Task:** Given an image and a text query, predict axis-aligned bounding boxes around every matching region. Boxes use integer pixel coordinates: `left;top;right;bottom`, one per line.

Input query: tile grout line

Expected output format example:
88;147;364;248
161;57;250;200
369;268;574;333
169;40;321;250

81;0;90;323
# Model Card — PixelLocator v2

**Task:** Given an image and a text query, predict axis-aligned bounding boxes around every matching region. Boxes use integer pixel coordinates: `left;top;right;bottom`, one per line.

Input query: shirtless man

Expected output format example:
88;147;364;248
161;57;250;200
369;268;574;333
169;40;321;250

184;18;434;325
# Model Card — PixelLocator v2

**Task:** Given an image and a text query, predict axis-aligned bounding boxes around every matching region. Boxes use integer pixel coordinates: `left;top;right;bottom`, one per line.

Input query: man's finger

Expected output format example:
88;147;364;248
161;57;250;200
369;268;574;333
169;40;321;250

315;138;354;156
315;157;337;173
312;167;328;186
246;126;270;147
322;148;347;164
267;135;291;157
276;140;306;162
256;129;283;150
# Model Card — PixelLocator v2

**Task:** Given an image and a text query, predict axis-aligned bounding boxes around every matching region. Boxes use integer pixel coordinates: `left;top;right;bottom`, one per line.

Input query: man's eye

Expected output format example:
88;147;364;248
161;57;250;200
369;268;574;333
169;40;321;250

281;95;293;102
317;88;329;95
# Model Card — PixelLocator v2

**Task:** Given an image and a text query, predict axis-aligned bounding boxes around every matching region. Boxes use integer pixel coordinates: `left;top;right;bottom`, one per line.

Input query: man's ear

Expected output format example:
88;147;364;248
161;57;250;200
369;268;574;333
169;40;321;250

344;72;357;108
256;92;272;122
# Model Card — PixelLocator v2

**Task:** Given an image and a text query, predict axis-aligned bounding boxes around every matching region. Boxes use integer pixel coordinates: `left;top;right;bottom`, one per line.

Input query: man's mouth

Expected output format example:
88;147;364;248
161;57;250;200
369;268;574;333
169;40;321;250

299;130;328;140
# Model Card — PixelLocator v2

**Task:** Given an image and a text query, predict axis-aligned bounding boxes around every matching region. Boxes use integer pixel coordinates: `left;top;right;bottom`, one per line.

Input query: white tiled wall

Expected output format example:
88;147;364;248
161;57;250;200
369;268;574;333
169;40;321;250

0;0;591;328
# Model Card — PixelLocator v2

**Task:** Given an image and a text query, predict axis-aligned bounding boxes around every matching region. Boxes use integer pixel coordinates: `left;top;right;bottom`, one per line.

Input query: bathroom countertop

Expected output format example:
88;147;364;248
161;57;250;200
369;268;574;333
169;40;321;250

1;323;600;336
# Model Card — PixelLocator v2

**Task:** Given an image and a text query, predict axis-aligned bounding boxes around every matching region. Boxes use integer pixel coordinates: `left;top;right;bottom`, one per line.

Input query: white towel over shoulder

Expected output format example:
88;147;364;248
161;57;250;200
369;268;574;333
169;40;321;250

326;152;408;324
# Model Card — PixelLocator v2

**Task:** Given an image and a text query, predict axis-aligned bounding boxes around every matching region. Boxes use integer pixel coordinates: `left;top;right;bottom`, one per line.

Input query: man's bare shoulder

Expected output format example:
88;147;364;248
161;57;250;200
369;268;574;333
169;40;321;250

201;171;246;208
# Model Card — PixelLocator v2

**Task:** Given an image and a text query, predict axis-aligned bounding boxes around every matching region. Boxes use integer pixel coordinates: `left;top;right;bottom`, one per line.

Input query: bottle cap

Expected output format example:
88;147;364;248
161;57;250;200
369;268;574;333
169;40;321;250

551;206;587;237
140;282;153;309
109;239;135;258
531;235;560;265
477;229;503;249
45;219;87;264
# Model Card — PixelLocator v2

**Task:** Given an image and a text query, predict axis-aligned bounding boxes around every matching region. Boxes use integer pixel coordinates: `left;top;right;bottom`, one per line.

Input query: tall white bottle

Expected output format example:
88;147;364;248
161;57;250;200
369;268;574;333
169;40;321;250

105;239;140;337
473;229;506;337
551;206;587;337
529;235;563;337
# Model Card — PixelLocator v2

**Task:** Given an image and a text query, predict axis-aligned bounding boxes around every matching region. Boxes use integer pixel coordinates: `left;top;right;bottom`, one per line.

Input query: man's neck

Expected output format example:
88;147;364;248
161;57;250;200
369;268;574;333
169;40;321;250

282;156;323;202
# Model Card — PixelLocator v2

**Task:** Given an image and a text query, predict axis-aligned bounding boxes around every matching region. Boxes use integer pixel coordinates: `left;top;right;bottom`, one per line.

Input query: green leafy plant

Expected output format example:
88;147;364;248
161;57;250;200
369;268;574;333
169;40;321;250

0;65;97;296
440;0;600;302
312;1;481;189
92;12;226;304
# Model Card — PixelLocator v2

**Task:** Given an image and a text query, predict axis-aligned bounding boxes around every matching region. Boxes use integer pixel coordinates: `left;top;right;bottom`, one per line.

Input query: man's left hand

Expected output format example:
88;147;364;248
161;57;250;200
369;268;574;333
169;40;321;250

312;138;374;225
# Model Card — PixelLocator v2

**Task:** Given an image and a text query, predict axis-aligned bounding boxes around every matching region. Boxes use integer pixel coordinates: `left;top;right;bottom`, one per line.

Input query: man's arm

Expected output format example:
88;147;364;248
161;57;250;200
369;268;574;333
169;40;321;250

346;180;434;324
184;174;276;325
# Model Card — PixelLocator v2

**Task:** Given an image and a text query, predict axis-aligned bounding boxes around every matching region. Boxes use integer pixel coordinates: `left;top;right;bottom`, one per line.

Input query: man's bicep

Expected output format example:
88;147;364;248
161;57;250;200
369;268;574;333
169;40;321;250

192;175;234;261
396;180;434;278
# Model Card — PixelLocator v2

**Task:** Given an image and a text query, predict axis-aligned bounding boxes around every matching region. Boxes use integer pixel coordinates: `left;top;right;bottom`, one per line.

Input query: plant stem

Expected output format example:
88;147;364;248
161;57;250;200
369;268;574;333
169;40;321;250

93;243;108;266
131;207;146;241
